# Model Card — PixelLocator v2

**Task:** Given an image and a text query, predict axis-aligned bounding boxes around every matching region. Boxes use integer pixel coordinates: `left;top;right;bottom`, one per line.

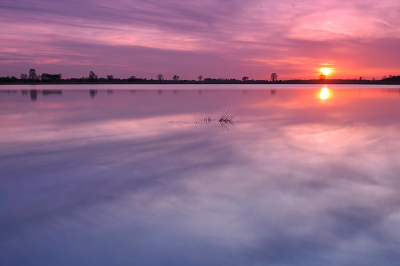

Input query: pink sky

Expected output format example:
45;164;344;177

1;0;400;80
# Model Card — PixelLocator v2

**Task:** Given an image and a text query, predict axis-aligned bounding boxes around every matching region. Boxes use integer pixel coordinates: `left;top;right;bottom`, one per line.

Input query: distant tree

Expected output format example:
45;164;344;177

382;76;387;80
270;73;278;81
242;76;249;81
319;73;326;80
54;74;62;81
107;75;114;81
372;78;376;81
29;69;36;80
20;74;28;80
156;74;163;81
129;76;136;82
198;75;203;81
41;73;62;81
41;73;50;81
359;76;364;80
89;71;98;80
173;75;180;81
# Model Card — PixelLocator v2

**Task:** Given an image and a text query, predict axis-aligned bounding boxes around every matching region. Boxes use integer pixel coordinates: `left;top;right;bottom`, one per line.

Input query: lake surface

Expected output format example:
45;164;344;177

1;85;400;265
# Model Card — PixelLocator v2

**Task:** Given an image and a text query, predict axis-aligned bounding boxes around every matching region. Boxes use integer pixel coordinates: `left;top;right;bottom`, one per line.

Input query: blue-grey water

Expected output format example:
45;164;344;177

1;85;400;266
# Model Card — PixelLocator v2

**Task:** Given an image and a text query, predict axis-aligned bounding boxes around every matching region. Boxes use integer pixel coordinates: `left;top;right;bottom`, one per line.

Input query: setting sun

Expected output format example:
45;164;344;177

320;68;332;76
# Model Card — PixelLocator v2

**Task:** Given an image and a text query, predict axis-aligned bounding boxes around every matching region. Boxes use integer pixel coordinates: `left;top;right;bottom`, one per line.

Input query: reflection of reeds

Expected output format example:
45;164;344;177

204;109;216;132
196;105;243;137
219;113;235;124
204;111;213;123
219;110;237;132
218;104;243;137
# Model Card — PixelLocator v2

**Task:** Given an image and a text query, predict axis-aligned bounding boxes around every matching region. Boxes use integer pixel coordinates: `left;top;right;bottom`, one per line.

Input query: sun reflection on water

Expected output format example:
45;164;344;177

320;87;329;100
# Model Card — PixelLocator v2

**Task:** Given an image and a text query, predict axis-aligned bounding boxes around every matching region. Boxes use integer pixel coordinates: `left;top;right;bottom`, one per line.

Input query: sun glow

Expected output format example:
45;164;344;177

320;87;329;100
320;68;332;76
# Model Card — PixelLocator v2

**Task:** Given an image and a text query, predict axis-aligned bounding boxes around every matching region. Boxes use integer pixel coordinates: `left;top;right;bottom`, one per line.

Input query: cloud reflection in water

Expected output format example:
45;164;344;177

1;88;400;265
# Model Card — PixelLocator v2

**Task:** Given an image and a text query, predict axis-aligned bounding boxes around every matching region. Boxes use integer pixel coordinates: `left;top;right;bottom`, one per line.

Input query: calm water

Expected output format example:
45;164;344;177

1;85;400;266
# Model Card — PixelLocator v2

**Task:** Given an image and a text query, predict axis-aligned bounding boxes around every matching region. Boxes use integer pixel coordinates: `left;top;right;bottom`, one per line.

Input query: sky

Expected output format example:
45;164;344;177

1;0;400;80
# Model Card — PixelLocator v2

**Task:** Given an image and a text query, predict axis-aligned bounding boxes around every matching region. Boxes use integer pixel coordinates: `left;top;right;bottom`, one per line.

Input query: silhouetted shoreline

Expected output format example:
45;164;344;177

2;79;400;85
3;69;400;85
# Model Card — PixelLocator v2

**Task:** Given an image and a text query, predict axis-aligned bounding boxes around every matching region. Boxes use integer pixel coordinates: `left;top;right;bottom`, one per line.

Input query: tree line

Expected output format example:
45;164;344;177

0;69;281;84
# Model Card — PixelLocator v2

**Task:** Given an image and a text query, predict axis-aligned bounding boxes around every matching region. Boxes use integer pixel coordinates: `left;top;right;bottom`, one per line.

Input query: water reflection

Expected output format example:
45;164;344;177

1;87;400;266
30;89;37;101
89;89;97;98
320;87;329;100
